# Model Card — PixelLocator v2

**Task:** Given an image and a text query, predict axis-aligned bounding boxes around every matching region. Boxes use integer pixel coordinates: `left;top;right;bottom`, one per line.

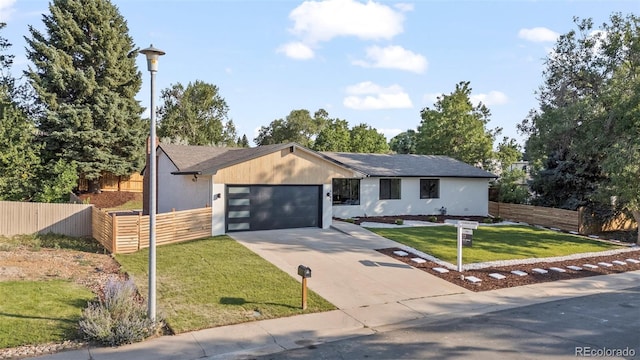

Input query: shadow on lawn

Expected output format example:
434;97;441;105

219;297;299;310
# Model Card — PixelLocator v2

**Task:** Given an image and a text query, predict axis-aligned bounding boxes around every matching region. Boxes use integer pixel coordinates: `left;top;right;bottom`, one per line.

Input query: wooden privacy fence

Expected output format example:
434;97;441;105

0;201;93;237
489;201;637;234
79;173;144;193
92;207;212;254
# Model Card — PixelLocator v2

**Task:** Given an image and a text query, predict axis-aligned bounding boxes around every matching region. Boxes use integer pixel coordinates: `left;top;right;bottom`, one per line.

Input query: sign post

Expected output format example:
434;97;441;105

456;221;478;272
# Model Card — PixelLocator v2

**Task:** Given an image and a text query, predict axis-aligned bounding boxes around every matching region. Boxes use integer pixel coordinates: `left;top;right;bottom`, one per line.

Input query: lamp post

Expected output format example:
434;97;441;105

140;44;165;321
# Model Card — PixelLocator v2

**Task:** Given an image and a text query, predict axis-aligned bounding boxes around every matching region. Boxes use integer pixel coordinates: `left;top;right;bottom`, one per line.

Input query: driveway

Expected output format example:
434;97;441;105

229;223;466;309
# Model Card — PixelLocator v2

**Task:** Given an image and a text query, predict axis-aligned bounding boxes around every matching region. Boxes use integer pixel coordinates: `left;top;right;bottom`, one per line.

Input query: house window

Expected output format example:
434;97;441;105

332;179;360;205
379;179;401;200
420;179;439;199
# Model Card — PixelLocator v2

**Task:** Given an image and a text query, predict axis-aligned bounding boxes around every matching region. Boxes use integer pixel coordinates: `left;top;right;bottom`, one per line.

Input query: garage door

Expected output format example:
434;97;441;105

226;185;322;232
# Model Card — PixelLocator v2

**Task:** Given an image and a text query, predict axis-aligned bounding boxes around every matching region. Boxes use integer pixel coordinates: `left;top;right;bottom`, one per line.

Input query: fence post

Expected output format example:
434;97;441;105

111;213;117;254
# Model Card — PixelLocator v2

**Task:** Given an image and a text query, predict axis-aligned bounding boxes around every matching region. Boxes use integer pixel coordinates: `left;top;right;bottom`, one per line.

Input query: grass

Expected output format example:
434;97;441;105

115;236;335;333
104;199;143;212
0;280;94;348
0;233;105;253
368;225;622;263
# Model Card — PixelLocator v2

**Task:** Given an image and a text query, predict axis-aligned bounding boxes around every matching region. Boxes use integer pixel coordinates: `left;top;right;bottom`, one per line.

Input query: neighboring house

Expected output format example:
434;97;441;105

147;143;496;235
322;152;496;219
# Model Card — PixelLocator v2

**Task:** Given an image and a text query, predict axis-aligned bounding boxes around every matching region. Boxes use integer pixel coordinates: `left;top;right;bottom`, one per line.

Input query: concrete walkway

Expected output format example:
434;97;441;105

32;223;640;360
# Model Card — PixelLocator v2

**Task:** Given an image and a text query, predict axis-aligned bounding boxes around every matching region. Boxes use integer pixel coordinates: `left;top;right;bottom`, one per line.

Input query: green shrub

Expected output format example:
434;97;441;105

482;217;494;224
395;219;404;225
427;216;438;223
79;279;162;346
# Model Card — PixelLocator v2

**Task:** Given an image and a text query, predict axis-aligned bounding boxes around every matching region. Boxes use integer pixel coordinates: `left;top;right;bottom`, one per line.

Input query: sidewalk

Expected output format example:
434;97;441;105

31;222;640;360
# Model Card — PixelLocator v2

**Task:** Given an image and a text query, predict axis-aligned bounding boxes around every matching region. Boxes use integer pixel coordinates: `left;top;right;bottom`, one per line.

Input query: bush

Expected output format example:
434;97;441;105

427;216;438;223
79;279;162;346
395;219;404;225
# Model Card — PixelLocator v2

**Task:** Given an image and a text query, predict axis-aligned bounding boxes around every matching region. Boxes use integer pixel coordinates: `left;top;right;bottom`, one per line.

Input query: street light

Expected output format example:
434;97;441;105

140;44;165;321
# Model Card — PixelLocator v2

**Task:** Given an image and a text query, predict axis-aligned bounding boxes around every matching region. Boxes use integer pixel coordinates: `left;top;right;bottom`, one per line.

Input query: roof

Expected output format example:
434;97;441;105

320;152;497;178
159;142;349;175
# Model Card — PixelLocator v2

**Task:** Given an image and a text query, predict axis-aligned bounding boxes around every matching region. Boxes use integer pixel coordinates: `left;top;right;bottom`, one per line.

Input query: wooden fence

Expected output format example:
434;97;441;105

489;202;637;234
0;201;93;237
79;173;144;193
92;207;212;254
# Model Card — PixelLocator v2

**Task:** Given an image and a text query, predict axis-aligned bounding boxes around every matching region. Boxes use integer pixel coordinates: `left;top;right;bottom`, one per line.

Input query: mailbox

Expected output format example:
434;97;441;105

297;265;311;278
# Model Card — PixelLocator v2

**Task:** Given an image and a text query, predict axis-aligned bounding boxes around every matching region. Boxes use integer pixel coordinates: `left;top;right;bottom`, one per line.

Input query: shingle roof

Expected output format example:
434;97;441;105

159;142;319;175
321;152;496;178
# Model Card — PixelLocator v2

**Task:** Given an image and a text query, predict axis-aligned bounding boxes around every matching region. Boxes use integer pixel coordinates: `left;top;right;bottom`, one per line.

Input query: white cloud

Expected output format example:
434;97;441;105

518;27;559;43
470;91;508;106
343;81;413;110
0;0;16;21
394;3;414;12
276;41;315;60
289;0;405;43
352;45;427;73
278;0;407;59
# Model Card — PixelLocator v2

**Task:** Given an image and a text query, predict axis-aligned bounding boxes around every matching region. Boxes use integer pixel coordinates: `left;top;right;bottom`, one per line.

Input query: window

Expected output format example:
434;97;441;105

332;179;360;205
379;179;401;200
420;179;439;199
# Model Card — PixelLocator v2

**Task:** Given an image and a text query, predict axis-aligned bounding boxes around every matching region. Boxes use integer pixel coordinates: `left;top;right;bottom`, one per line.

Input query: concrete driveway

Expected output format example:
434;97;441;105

229;223;466;310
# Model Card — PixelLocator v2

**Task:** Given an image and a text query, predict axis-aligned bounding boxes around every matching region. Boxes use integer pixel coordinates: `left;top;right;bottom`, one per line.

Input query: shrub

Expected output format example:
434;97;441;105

427;216;438;223
79;279;162;346
482;217;494;224
395;219;404;225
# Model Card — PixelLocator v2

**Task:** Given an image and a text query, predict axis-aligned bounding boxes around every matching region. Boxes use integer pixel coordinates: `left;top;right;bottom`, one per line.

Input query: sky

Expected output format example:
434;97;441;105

1;0;638;147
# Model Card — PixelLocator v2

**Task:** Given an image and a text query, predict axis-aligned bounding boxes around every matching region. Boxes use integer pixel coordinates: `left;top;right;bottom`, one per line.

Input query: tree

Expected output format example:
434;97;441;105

416;81;498;167
497;169;530;204
157;80;236;146
254;109;326;147
236;134;250;148
519;13;640;243
313;119;351;151
349;123;389;153
25;0;146;192
389;130;417;154
495;136;522;170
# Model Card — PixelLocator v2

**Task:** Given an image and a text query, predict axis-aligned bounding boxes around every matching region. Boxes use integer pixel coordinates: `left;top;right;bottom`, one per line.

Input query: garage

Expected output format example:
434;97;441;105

226;185;322;232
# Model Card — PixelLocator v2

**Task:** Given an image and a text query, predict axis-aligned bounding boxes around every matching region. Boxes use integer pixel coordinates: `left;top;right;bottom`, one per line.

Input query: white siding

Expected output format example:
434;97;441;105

322;184;332;229
157;151;212;213
332;177;489;219
212;183;226;236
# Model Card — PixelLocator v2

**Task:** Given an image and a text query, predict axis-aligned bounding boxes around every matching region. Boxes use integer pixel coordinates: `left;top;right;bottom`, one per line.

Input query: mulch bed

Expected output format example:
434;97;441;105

77;191;142;209
378;247;640;292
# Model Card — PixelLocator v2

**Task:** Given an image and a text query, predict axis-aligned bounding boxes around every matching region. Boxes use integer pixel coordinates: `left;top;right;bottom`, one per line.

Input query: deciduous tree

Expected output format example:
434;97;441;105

389;130;417;154
157;80;236;146
416;81;498;168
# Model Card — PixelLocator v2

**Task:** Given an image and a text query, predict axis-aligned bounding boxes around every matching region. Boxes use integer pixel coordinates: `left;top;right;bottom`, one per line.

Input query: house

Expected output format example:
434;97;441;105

323;152;496;219
147;142;496;235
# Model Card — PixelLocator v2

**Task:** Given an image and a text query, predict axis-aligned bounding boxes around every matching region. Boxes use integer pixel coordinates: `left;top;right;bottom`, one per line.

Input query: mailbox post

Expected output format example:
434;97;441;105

297;265;311;310
456;220;478;272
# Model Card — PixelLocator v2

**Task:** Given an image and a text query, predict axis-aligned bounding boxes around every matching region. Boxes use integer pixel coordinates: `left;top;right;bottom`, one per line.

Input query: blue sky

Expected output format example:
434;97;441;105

1;0;638;147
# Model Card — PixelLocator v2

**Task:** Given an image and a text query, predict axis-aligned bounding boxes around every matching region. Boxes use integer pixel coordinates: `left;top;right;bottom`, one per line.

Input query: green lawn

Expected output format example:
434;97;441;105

368;225;621;263
115;236;335;333
0;280;94;348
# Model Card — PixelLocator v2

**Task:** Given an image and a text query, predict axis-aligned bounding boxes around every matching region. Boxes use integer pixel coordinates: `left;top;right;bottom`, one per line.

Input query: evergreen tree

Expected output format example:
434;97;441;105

237;134;250;148
25;0;145;192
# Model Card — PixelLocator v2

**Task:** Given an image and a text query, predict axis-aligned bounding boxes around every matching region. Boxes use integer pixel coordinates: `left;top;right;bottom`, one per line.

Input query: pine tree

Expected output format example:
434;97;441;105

25;0;145;192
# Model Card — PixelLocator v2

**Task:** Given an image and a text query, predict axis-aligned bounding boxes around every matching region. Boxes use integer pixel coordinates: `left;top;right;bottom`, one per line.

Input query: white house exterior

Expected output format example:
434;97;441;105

147;143;496;236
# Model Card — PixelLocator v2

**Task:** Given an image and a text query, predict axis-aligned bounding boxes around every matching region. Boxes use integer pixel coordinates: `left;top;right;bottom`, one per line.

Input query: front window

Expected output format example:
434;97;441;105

379;179;401;200
332;179;360;205
420;179;439;199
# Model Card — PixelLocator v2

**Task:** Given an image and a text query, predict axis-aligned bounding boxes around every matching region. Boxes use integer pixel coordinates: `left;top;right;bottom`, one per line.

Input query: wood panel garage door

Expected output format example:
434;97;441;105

226;185;322;232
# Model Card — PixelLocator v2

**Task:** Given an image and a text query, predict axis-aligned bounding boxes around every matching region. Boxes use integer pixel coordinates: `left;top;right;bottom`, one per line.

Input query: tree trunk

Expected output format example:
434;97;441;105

633;210;640;245
89;179;102;194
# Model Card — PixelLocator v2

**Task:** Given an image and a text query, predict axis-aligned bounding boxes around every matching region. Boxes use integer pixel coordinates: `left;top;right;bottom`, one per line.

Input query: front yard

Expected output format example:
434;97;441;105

368;225;621;263
115;236;335;334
